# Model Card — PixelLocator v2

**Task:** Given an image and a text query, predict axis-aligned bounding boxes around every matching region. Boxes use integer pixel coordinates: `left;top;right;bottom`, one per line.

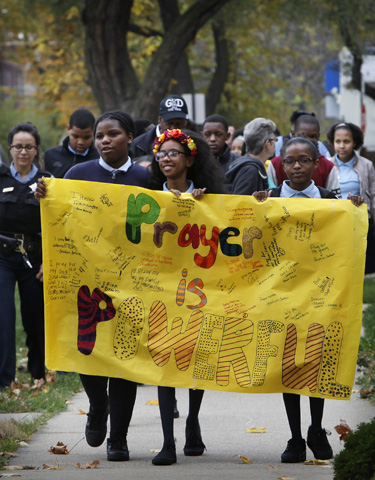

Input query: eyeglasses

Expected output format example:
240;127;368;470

267;138;277;143
10;144;38;152
282;156;314;166
155;150;185;162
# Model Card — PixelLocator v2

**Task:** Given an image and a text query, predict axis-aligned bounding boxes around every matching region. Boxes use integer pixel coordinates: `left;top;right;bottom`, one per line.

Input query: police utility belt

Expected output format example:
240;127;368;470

0;233;41;269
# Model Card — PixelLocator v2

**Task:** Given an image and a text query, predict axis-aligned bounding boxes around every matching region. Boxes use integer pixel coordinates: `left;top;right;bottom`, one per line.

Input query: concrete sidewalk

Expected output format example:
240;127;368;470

6;379;375;479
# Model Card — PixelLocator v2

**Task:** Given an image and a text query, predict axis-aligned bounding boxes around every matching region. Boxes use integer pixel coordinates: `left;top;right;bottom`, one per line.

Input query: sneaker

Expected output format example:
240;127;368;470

281;438;306;463
152;445;177;465
85;404;108;447
183;422;206;456
107;438;129;461
307;426;333;459
173;398;179;419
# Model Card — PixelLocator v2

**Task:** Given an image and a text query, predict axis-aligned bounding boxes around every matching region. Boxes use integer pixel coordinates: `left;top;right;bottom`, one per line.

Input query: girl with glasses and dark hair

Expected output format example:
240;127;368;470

252;137;363;464
149;128;225;466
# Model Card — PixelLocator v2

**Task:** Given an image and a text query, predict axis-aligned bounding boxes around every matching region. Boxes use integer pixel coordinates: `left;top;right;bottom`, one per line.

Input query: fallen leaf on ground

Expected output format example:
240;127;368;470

236;454;252;464
43;464;63;470
77;460;100;469
30;379;46;391
278;476;298;480
75;409;87;415
17;442;28;447
334;419;353;442
4;466;23;470
0;473;23;477
304;459;331;465
150;449;161;453
146;400;159;405
1;452;19;458
46;373;56;384
48;442;69;454
245;427;266;433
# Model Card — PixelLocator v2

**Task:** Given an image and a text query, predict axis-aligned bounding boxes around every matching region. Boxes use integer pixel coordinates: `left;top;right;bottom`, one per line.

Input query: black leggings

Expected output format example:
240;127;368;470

157;386;204;447
80;374;137;441
283;392;324;439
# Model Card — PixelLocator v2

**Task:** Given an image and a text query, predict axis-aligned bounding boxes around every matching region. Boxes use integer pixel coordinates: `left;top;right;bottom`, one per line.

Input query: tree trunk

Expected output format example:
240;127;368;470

134;0;230;119
205;20;231;115
82;0;230;117
82;0;140;112
158;0;195;95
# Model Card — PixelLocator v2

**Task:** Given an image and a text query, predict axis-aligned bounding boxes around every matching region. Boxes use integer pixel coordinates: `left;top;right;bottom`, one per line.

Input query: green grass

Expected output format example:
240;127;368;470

363;277;375;304
0;289;82;469
358;279;375;403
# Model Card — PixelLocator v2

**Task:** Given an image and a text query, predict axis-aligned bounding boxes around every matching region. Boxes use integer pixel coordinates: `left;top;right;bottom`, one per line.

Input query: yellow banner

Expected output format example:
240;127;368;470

41;178;368;400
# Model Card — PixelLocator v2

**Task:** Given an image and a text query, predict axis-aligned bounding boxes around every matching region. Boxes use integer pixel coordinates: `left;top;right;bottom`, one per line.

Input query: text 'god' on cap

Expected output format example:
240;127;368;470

159;95;189;121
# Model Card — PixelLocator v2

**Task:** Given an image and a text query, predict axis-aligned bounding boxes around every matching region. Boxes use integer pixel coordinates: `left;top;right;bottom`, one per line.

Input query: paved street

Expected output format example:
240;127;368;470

6;377;375;479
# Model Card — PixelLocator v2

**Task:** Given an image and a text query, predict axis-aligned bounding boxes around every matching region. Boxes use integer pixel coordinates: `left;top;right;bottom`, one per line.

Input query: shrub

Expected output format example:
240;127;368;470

333;418;375;480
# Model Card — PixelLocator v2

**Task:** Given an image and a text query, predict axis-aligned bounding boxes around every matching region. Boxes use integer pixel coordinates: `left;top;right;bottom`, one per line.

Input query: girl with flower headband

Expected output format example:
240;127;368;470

150;128;226;197
150;129;225;466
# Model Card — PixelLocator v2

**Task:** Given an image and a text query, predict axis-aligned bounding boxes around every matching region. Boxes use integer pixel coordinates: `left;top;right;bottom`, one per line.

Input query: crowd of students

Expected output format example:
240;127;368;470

0;95;373;466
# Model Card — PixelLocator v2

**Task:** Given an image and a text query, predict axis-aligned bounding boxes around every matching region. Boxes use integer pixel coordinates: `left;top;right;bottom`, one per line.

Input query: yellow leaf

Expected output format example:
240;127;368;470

4;466;23;470
236;454;252;464
245;427;266;433
304;459;331;465
66;6;80;21
278;477;298;480
75;409;87;415
146;400;159;405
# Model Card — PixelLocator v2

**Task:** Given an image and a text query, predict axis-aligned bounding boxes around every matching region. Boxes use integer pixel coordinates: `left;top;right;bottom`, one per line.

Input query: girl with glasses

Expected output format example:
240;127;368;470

149;129;225;465
252;137;363;463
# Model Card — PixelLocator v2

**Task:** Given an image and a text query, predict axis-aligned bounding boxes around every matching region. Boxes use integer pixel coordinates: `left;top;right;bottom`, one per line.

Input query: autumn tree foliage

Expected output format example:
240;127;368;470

1;0;375;133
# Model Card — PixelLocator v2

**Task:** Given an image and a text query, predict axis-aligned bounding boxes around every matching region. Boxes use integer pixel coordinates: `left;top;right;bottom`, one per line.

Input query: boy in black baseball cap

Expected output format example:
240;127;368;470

131;95;189;158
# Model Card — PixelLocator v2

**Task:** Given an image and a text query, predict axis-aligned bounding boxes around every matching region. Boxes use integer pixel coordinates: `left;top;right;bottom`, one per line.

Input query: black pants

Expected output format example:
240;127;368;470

80;374;137;441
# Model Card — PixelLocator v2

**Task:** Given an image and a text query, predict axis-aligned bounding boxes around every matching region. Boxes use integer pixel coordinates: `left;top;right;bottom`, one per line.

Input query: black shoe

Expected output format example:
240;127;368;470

173;398;179;419
107;438;129;461
184;422;206;456
85;404;108;447
281;438;306;463
152;445;177;465
307;426;333;459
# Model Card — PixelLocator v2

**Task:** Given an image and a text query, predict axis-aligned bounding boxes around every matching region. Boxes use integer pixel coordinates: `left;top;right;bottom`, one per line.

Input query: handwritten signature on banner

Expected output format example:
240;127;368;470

41;179;368;400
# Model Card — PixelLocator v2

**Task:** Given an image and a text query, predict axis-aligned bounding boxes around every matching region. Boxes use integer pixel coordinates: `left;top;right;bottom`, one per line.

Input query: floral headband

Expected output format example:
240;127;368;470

153;129;198;156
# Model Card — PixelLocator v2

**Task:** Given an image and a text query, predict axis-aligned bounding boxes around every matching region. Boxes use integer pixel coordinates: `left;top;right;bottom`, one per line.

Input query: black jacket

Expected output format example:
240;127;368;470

217;144;239;174
130;127;158;159
226;154;269;195
0;164;52;234
44;136;99;178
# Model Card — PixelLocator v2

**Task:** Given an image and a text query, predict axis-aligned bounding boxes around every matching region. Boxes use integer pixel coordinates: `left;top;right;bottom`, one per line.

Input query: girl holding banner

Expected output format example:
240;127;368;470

36;111;149;462
149;129;225;465
253;137;364;464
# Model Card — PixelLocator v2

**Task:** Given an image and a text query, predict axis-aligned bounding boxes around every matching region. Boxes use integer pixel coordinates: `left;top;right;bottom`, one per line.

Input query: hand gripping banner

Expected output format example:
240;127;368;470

41;178;368;400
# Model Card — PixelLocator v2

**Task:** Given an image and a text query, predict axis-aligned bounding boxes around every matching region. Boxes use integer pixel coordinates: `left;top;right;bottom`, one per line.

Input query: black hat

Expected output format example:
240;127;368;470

159;95;189;121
